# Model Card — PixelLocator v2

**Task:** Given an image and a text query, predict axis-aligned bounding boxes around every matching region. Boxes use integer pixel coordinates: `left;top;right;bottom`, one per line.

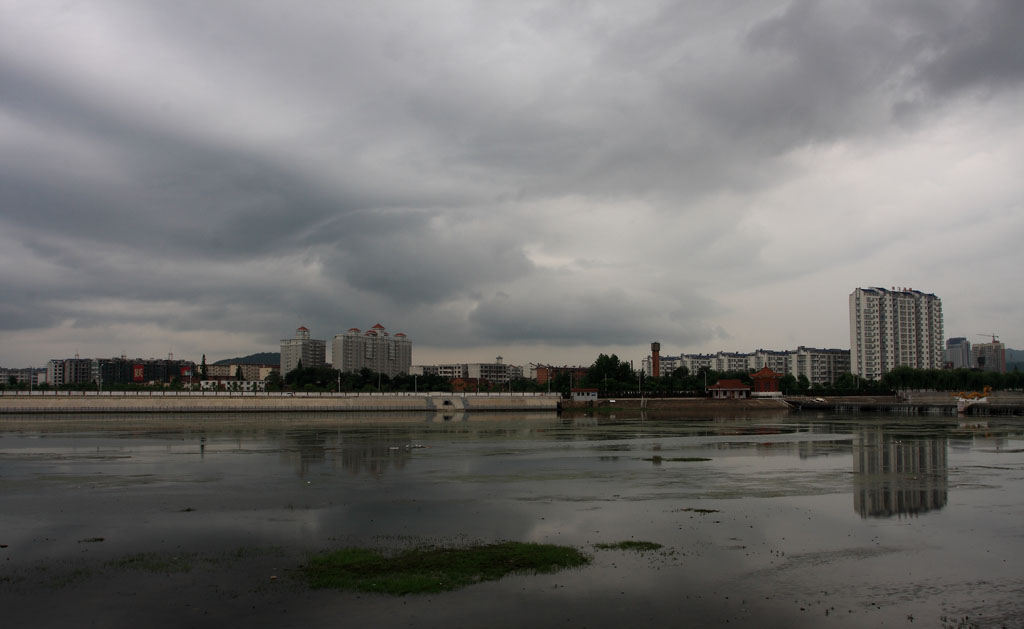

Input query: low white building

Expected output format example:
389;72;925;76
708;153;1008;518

200;380;266;392
412;358;523;385
643;347;851;386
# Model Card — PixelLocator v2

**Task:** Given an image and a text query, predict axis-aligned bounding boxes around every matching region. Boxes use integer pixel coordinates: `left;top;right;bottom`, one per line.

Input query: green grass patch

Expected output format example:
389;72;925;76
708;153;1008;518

304;542;590;595
593;541;663;552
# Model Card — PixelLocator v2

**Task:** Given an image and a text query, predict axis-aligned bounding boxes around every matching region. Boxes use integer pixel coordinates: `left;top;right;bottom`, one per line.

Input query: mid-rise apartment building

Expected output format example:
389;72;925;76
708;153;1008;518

332;324;411;377
41;356;196;386
849;287;944;379
0;367;43;387
790;346;851;385
642;347;850;386
412;358;523;385
46;357;93;387
280;326;326;375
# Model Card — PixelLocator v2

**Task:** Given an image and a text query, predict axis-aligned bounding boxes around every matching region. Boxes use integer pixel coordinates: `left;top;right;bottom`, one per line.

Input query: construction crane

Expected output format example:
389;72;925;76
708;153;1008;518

975;333;1000;344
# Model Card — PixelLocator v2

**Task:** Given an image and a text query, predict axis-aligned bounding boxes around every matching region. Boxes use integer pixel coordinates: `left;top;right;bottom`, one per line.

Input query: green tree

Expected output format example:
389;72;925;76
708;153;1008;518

584;354;635;393
200;354;208;380
671;366;690;380
265;370;284;391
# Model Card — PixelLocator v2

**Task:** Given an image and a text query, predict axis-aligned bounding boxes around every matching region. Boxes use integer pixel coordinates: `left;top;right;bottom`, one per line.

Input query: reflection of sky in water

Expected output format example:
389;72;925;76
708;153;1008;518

2;414;1024;627
1;415;1022;556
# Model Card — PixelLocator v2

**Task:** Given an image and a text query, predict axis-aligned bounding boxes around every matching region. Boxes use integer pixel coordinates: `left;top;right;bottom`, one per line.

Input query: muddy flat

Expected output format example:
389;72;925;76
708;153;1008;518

2;413;1022;628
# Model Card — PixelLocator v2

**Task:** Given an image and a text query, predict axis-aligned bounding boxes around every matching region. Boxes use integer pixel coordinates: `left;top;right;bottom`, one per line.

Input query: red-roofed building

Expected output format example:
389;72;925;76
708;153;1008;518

708;379;751;399
750;366;782;396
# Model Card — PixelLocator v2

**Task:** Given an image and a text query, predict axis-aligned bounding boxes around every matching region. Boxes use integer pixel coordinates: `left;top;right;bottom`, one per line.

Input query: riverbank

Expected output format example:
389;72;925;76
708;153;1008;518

0;392;559;414
3;391;1020;417
566;394;1023;416
563;397;794;411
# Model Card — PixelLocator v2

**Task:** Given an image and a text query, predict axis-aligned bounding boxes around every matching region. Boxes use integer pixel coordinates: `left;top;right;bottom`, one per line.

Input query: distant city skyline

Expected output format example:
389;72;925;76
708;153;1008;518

2;2;1021;368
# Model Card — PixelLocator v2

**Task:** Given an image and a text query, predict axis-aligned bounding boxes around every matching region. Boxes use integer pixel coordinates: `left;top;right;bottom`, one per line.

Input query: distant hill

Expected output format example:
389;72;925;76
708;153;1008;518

1008;348;1023;371
212;352;280;366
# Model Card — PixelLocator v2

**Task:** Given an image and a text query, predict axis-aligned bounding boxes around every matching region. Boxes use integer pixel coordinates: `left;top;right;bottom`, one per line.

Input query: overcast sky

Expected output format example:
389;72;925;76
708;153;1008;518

2;0;1022;369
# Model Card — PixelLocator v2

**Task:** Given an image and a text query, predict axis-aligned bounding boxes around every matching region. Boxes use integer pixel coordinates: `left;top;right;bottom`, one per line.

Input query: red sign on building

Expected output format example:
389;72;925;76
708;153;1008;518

133;364;145;382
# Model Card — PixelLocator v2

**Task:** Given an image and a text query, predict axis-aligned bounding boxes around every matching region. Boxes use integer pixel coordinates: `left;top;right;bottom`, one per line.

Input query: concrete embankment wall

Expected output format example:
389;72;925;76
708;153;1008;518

894;391;1024;404
563;397;792;411
0;393;559;414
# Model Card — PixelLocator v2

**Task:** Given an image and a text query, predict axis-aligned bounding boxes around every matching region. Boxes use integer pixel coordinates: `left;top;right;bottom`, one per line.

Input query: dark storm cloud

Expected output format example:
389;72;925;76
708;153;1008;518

914;0;1024;95
1;0;1022;364
469;290;668;346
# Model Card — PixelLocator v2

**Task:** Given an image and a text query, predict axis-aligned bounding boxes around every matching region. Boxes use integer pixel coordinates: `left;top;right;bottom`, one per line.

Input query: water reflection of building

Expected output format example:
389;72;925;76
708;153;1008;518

278;431;413;478
852;429;947;518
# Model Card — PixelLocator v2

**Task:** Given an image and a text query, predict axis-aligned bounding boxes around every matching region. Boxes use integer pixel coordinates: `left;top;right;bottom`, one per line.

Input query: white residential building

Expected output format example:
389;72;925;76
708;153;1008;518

333;324;412;377
789;347;851;386
411;358;523;385
750;350;791;375
849;287;944;380
643;347;851;386
280;326;326;375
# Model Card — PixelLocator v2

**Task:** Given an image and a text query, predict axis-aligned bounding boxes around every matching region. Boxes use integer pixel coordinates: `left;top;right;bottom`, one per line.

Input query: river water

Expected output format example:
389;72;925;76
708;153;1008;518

1;411;1022;628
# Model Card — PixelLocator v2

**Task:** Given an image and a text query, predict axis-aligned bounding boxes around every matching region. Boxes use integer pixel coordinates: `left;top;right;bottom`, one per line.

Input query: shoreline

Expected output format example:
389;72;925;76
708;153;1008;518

0;392;559;414
1;392;1020;418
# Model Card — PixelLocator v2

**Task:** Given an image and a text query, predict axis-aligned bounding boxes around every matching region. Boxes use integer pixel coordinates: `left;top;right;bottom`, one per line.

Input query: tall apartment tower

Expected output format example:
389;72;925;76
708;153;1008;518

944;337;971;369
849;287;944;380
971;340;1006;373
280;326;326;375
333;323;412;377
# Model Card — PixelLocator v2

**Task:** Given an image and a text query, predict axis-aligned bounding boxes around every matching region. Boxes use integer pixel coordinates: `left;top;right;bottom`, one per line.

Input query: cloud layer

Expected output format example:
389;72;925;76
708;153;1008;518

2;0;1022;366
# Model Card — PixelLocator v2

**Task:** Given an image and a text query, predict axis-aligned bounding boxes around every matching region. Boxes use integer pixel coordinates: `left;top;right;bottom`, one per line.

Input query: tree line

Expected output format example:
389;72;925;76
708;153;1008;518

5;356;1018;395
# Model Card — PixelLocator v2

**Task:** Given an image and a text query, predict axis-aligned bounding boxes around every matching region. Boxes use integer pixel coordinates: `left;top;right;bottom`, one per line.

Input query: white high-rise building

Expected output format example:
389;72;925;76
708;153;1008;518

333;324;412;377
280;326;326;375
849;287;944;380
